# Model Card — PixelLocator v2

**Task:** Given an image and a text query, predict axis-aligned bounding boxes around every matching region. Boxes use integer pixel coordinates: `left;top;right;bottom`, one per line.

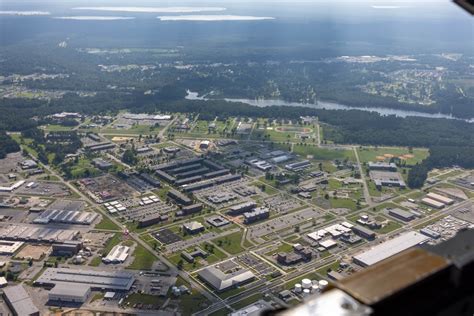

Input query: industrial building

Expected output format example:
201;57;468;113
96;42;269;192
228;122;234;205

48;283;91;304
388;208;415;222
0;225;79;243
368;162;398;172
0;240;24;255
285;160;311;172
92;158;113;170
352;225;376;240
85;142;115;152
35;268;135;291
370;170;406;189
0;180;25;192
426;192;454;205
422;197;445;209
3;284;40;316
102;245;130;264
198;266;255;292
353;231;429;267
243;207;270;224
33;209;99;225
51;241;82;257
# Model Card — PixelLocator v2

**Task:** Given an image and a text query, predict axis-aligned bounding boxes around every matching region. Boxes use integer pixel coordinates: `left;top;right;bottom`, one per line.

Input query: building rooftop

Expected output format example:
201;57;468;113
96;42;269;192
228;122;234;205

35;268;135;290
198;266;255;291
353;231;429;267
49;282;90;298
3;284;39;316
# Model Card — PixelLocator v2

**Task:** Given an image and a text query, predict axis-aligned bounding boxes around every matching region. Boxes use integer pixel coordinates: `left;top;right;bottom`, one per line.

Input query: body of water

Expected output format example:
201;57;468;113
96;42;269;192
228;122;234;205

186;90;474;122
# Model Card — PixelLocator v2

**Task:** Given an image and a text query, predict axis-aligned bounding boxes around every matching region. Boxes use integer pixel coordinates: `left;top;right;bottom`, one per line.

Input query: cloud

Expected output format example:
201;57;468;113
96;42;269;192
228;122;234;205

371;5;404;9
0;11;50;16
72;7;226;13
157;15;275;21
54;16;135;21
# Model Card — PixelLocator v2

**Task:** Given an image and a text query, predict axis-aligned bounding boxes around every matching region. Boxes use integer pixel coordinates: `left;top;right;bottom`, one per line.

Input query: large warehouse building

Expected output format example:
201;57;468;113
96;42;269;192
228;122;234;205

2;284;40;316
35;268;135;291
48;283;91;304
353;231;430;267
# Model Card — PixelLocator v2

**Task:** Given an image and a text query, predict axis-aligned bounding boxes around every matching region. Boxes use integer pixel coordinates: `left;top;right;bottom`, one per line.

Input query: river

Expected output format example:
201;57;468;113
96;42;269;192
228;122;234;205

185;90;474;122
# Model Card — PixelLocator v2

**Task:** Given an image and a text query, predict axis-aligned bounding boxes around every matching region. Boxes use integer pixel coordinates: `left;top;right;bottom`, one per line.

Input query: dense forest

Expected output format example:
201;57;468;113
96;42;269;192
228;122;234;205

0;132;20;159
407;146;474;188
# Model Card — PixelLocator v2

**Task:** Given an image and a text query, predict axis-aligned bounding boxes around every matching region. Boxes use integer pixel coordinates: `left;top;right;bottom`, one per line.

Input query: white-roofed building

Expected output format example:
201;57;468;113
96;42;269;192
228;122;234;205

353;231;429;267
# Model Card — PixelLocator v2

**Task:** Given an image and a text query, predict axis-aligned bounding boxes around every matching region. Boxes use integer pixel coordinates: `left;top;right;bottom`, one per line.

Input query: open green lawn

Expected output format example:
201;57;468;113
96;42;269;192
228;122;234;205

89;256;102;267
127;243;156;270
94;216;120;231
357;146;429;165
329;198;359;211
211;231;245;255
179;293;211;315
41;124;75;132
230;293;264;310
122;293;165;308
293;145;356;161
102;233;123;255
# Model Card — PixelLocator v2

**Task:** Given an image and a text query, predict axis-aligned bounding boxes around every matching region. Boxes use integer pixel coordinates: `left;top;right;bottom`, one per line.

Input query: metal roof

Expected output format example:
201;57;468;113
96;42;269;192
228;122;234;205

353;231;429;267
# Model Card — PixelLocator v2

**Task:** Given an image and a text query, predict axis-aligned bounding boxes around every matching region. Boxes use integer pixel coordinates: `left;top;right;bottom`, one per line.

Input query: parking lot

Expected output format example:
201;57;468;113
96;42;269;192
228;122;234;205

17;181;70;197
249;208;323;240
153;229;182;245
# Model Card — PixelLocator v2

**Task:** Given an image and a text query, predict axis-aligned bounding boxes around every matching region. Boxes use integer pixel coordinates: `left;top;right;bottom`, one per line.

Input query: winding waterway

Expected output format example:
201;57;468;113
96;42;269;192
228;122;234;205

186;91;474;123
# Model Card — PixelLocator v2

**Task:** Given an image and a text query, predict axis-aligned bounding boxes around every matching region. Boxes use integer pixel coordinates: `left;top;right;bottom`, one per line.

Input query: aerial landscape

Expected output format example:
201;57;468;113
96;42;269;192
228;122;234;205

0;0;473;315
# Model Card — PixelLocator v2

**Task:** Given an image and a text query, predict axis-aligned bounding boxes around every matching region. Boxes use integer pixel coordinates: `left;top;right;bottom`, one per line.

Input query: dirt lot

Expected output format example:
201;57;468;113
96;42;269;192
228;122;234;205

15;244;51;260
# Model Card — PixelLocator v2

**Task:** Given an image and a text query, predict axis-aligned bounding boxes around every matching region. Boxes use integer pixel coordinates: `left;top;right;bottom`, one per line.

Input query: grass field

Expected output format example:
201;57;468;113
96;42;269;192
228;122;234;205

94;216;120;231
357;147;429;165
230;293;264;310
293;145;356;161
211;231;245;254
127;243;156;270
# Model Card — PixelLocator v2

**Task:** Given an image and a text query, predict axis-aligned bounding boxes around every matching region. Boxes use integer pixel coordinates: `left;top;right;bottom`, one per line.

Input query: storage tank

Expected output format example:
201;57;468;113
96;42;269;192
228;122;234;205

303;289;311;297
319;280;329;290
311;284;319;292
302;278;312;289
294;283;302;293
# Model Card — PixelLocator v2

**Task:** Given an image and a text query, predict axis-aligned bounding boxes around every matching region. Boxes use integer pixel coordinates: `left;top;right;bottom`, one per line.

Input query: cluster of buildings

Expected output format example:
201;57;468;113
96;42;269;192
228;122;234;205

277;243;313;266
422;192;454;209
368;162;406;189
104;201;127;214
0;180;25;193
226;201;270;224
35;268;135;304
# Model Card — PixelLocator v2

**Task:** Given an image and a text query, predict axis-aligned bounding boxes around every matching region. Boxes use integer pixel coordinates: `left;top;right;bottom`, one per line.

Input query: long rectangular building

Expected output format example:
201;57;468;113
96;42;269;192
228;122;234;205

353;231;429;267
426;192;454;205
35;268;135;291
